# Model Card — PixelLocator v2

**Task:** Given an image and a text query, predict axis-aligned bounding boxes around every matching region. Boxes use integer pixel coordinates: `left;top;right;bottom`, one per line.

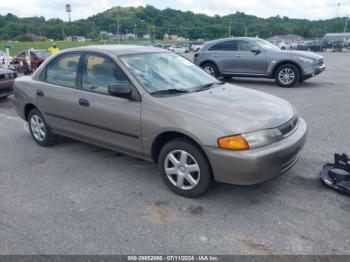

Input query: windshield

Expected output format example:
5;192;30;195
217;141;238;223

120;52;219;94
256;39;281;51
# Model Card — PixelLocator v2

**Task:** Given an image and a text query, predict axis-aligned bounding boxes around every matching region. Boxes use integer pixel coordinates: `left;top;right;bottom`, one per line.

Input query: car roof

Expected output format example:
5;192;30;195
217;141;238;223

202;37;262;49
62;45;169;56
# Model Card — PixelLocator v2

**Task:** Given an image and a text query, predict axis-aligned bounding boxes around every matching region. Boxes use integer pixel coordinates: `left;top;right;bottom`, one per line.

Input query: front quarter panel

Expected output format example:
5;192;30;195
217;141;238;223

140;95;230;159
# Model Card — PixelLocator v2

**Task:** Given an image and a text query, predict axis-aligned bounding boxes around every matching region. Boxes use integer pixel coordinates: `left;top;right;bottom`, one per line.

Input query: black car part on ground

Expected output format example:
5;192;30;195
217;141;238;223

320;153;350;196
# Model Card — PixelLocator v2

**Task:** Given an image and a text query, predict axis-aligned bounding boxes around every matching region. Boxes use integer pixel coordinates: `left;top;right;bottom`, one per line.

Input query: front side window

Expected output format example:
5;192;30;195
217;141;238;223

46;53;80;88
255;39;281;51
209;41;237;51
82;54;131;95
120;52;219;94
237;40;255;52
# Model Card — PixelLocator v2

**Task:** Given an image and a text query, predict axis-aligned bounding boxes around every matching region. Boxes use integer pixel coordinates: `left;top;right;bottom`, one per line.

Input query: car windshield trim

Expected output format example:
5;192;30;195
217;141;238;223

150;88;190;96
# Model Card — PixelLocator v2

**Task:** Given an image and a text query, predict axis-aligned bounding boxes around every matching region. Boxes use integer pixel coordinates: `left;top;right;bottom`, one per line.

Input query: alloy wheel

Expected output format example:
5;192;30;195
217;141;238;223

204;66;215;75
278;68;296;85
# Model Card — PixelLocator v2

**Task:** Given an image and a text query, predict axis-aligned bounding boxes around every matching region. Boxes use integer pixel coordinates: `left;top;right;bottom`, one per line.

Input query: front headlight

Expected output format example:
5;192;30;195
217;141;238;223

218;128;282;151
242;128;282;149
298;57;314;63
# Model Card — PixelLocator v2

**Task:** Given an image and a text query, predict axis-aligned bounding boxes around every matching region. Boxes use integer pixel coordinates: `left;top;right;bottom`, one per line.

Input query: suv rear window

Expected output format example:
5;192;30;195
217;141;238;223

208;41;237;51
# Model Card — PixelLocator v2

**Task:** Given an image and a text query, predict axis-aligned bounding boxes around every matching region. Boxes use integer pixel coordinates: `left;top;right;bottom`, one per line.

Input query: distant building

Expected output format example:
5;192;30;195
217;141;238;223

163;34;188;42
100;32;137;41
143;34;151;39
322;33;350;43
65;35;86;42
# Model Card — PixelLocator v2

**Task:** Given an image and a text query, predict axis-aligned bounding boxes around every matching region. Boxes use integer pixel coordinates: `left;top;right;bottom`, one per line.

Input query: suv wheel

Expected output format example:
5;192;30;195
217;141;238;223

158;138;212;198
201;62;219;77
275;64;300;87
28;109;56;146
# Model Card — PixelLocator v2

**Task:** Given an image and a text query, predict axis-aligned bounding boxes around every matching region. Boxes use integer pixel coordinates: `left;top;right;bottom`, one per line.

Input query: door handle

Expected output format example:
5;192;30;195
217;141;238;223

236;54;243;57
36;90;44;97
79;98;90;107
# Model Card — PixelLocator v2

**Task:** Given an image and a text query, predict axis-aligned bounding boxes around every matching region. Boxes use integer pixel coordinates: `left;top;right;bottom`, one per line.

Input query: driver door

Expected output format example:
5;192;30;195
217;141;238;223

75;52;142;156
235;40;267;75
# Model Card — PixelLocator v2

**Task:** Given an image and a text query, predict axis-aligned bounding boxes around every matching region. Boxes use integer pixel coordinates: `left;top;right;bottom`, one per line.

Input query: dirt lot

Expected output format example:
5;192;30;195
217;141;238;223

0;52;349;254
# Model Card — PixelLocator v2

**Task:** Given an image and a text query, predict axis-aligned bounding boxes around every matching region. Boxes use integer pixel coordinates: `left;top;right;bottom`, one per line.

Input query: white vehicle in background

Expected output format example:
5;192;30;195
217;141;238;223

0;50;13;65
168;45;190;54
192;44;203;52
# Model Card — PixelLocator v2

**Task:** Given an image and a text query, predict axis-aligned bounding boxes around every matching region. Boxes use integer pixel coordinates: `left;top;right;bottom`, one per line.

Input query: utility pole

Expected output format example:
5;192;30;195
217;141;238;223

117;14;120;38
228;22;232;37
134;24;137;39
65;4;73;41
345;15;349;32
337;2;341;17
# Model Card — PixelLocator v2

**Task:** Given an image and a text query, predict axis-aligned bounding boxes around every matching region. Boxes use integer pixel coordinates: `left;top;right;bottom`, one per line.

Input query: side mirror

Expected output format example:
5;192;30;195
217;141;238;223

108;84;132;99
251;47;261;54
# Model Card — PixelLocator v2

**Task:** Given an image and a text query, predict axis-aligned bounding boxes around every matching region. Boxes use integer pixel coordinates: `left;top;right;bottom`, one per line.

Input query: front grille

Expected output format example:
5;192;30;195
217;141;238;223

0;87;10;94
318;58;324;65
277;116;298;136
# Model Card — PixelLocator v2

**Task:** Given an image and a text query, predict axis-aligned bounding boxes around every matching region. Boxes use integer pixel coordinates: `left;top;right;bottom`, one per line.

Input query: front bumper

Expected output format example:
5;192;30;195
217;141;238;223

303;64;326;80
205;117;307;185
0;80;14;98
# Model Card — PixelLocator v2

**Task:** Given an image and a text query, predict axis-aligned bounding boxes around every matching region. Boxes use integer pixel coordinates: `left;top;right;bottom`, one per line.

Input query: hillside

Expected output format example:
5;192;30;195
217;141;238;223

0;5;347;41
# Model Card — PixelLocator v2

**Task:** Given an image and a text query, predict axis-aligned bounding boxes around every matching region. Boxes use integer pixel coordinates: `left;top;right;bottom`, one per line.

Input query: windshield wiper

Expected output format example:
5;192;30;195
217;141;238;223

150;89;189;96
195;81;224;92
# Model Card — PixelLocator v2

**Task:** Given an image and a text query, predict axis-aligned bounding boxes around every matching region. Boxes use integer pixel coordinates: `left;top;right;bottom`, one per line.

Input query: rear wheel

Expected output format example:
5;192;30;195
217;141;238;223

201;62;219;77
28;109;56;147
274;64;300;88
158;138;212;198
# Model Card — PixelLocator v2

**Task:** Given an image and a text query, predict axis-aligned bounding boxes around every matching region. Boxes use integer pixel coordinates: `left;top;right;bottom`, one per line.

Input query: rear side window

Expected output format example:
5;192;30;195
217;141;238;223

45;54;80;88
208;41;237;51
82;54;130;95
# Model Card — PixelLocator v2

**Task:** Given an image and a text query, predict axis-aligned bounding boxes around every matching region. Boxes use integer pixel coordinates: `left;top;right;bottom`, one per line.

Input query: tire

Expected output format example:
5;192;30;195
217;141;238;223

158;138;212;198
201;62;219;77
28;109;56;147
274;64;300;88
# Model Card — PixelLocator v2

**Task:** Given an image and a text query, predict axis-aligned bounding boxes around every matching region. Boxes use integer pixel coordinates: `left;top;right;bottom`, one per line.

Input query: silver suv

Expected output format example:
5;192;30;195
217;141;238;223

195;37;326;87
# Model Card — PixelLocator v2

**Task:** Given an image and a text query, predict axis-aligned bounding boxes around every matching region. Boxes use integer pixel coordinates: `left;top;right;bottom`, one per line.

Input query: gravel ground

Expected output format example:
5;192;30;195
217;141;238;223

0;52;349;255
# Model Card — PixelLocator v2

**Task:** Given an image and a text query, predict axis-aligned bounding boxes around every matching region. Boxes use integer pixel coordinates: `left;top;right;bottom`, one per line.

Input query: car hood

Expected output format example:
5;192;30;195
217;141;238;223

160;83;295;134
277;50;322;60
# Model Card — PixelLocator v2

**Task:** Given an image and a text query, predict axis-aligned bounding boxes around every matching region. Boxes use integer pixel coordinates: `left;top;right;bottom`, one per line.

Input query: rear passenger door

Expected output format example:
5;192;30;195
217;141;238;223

74;52;142;156
35;52;81;135
207;40;239;74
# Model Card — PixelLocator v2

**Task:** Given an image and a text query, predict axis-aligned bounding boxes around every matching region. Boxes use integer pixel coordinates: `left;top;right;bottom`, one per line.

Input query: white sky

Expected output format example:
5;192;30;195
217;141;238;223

0;0;349;21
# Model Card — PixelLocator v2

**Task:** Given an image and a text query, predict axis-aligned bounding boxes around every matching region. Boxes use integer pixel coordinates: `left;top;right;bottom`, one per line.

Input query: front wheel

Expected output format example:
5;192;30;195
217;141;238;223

274;64;300;88
158;138;212;198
